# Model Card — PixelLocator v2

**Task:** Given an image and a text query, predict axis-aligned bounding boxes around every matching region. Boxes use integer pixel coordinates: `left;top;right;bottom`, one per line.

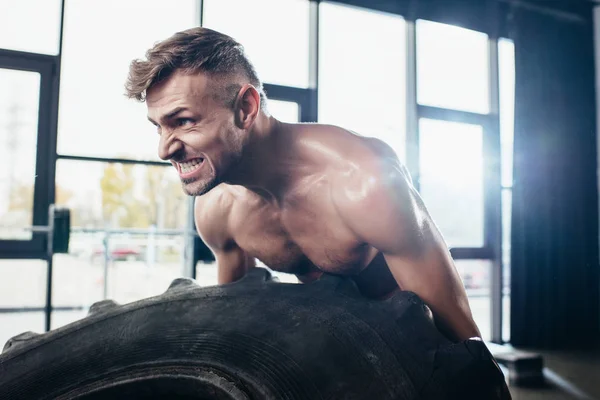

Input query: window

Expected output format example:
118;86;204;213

53;231;189;327
268;99;300;123
57;0;199;161
456;259;492;340
203;0;310;88
499;39;515;188
499;38;515;342
418;119;485;248
54;160;189;230
52;159;193;328
0;69;40;240
319;2;406;161
416;20;489;114
0;0;62;55
0;260;47;346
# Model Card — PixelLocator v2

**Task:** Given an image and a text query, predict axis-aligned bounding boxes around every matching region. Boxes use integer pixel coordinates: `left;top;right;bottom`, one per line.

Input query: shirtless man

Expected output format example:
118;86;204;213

126;27;481;343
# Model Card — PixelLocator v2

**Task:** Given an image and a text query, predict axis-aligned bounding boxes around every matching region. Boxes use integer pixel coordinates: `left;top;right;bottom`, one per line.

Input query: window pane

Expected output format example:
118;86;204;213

53;159;193;325
416;20;489;114
58;0;199;160
456;259;491;341
196;262;219;287
0;0;61;55
419;119;484;247
501;189;512;284
501;187;512;342
203;0;309;88
499;39;515;187
53;231;188;316
0;312;45;350
0;259;47;348
268;100;299;123
55;160;189;230
319;2;406;161
503;290;511;342
0;69;40;240
52;309;88;331
0;260;47;308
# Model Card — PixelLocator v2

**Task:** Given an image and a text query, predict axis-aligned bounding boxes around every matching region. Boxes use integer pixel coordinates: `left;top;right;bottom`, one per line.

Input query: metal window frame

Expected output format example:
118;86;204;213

0;49;60;260
407;19;505;343
258;0;319;124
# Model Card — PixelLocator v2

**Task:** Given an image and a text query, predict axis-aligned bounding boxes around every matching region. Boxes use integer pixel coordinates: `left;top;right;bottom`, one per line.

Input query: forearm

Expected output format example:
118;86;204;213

216;250;255;284
424;290;481;342
385;251;481;342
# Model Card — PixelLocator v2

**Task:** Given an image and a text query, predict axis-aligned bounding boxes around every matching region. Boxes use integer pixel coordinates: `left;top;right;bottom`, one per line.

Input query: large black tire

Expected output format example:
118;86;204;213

0;268;510;399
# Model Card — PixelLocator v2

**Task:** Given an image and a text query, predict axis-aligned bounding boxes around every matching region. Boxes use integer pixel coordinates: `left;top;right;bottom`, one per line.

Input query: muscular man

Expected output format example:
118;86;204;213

126;27;481;342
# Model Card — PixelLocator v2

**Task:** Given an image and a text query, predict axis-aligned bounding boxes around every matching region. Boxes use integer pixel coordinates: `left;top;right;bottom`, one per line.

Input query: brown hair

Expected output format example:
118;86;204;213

125;27;266;109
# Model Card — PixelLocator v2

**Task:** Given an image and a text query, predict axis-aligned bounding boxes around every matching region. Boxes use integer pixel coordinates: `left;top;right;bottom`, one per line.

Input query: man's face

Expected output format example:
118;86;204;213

146;71;243;196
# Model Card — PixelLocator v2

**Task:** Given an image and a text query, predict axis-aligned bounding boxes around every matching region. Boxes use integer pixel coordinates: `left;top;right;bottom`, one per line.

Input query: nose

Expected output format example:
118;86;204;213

158;130;183;161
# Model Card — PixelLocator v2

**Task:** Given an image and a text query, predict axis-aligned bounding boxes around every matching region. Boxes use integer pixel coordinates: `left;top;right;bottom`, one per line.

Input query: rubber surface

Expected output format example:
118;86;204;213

0;268;511;399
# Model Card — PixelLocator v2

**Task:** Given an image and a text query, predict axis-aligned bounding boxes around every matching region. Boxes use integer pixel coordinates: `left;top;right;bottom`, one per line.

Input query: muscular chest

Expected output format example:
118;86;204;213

229;188;366;274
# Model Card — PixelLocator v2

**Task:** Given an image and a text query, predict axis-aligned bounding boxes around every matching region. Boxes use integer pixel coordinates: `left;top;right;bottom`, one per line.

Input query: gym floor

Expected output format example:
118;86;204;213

507;347;600;400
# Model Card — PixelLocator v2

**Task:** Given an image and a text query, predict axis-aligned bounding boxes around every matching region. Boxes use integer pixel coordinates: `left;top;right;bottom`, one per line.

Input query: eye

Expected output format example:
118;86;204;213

177;118;194;127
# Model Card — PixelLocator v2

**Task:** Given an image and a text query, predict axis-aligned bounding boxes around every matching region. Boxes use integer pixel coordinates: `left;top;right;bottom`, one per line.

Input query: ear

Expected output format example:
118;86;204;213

234;84;261;129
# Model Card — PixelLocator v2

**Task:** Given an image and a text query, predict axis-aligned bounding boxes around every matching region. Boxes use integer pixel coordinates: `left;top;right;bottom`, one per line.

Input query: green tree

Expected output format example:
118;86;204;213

144;166;187;229
1;182;75;227
99;163;188;230
7;183;73;212
100;164;149;228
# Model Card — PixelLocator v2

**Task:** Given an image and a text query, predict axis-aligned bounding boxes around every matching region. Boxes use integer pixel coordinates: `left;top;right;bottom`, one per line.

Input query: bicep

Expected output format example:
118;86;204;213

338;166;426;254
335;171;479;340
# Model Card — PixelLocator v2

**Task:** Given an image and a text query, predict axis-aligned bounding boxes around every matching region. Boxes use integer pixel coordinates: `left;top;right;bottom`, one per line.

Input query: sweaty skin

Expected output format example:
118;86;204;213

146;70;481;343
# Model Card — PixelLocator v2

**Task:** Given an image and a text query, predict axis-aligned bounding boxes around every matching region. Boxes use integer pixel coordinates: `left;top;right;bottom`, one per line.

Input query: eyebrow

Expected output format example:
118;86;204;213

147;107;188;125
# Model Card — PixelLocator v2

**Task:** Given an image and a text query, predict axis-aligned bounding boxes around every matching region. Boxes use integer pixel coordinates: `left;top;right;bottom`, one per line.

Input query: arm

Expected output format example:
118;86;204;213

194;193;255;285
333;163;481;342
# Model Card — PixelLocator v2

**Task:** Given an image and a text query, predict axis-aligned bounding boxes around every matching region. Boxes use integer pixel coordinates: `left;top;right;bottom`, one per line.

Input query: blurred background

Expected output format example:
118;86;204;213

0;1;598;397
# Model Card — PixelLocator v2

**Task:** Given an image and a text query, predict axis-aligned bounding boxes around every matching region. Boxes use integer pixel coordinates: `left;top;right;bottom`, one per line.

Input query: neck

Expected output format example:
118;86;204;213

224;113;294;200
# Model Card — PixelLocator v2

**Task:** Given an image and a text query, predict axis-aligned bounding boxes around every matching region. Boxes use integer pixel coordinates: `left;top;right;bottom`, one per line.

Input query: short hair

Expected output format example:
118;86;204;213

125;27;267;110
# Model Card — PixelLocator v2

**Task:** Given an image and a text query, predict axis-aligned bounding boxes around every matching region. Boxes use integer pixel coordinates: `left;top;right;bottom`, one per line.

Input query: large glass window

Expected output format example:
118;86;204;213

0;69;40;240
499;38;515;342
51;159;192;328
57;0;199;161
202;0;310;88
0;260;47;346
418;119;485;248
318;2;407;161
54;159;189;230
499;39;515;188
52;231;189;328
268;99;300;124
0;0;62;55
456;259;492;340
416;20;489;114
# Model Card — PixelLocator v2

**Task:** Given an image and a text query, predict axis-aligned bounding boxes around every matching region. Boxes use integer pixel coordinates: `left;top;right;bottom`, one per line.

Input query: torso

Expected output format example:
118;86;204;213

199;124;403;298
227;183;398;298
225;125;401;298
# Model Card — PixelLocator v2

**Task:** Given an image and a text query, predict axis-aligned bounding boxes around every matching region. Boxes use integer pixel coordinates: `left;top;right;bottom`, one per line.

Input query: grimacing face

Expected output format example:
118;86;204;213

146;71;244;196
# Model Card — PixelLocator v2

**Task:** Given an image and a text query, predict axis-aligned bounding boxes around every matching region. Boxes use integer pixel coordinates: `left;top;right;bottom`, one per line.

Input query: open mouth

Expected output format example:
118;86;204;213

177;158;205;178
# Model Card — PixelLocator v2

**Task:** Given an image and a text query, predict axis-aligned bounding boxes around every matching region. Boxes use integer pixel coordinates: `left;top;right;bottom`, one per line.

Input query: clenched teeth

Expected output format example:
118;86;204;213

179;158;203;173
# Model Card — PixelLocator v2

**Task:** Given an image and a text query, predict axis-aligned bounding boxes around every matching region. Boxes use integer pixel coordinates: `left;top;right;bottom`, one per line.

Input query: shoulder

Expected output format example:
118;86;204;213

194;184;237;250
329;150;422;248
297;124;410;176
295;123;415;213
332;158;414;217
323;126;413;209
